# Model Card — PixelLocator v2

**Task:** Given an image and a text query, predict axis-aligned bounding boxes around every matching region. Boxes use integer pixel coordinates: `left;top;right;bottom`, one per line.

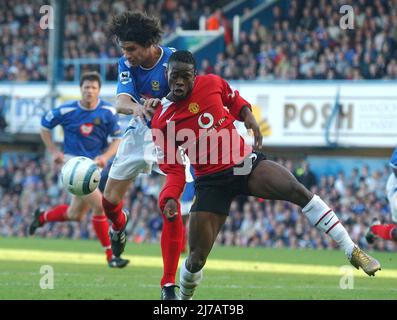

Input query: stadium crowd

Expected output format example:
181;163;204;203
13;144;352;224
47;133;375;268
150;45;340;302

0;0;227;81
202;0;397;80
0;155;395;252
1;0;396;81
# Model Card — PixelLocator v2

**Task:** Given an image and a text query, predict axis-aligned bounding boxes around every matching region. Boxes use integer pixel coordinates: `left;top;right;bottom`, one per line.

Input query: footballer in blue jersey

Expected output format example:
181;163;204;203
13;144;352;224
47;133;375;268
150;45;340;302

366;147;397;244
116;46;174;103
103;11;184;300
41;99;121;160
29;71;129;269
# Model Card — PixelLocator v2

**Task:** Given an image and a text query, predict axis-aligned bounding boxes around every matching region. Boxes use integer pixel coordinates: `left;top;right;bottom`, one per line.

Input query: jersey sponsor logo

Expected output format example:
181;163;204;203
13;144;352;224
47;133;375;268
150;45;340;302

198;113;214;129
119;71;132;85
79;123;94;136
151;80;160;91
45;110;54;122
188;103;200;114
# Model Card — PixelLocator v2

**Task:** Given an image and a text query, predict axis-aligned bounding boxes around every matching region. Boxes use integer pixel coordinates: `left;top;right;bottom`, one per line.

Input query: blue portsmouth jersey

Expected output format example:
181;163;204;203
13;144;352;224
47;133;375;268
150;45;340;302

116;46;175;101
41;100;122;159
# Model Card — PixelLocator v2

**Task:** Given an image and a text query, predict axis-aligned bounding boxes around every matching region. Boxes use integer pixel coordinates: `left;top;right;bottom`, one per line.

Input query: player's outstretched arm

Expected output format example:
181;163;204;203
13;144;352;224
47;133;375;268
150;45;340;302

143;98;161;120
240;106;263;150
40;128;64;164
218;76;263;149
115;94;142;116
94;138;121;168
158;163;186;221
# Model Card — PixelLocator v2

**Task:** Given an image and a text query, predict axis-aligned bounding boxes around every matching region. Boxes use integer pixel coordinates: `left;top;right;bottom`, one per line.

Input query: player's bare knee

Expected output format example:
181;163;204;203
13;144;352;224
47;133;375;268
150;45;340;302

103;189;120;205
102;187;113;203
290;180;312;207
188;252;206;273
392;227;397;241
66;209;82;222
92;208;105;216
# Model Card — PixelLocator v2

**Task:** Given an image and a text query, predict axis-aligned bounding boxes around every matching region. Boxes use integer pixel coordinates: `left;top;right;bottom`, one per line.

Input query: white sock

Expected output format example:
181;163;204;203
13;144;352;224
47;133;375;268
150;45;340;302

302;195;355;256
179;258;203;300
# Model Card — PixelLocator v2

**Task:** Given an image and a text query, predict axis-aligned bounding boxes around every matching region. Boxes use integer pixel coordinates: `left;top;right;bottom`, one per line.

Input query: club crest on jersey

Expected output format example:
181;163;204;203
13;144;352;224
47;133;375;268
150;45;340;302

80;123;94;136
188;103;200;114
151;80;160;91
119;71;131;85
94;117;101;125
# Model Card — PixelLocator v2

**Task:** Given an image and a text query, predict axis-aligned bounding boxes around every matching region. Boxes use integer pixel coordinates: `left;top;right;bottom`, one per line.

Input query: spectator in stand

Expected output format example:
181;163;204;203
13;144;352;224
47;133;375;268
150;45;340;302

0;0;228;81
200;0;397;81
295;161;317;190
206;8;232;45
2;0;397;81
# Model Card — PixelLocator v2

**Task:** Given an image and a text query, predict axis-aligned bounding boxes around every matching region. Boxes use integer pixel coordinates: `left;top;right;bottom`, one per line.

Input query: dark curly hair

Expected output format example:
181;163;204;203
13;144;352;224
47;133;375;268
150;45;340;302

107;11;163;47
169;50;197;71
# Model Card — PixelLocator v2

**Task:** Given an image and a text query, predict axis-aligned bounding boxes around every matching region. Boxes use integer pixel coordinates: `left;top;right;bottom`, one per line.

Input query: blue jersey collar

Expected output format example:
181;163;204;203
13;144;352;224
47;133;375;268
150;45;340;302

139;46;164;71
78;99;101;111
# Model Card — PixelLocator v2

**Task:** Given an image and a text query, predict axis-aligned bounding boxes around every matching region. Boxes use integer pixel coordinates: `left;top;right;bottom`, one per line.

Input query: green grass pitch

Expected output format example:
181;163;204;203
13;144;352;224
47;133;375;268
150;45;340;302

0;237;396;300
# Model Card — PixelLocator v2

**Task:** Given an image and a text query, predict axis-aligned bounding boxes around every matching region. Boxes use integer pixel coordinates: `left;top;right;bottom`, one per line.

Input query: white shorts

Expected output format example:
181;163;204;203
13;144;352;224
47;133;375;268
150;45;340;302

181;200;193;216
109;117;163;181
386;173;397;223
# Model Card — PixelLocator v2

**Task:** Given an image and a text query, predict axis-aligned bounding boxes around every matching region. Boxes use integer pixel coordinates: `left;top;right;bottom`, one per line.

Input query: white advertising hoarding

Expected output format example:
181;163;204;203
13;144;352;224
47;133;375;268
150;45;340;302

234;82;397;147
1;81;397;147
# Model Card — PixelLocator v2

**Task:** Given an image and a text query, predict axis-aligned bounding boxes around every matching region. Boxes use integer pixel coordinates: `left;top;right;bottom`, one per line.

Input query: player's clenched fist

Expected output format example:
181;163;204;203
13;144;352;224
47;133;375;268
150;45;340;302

163;198;178;221
94;155;107;168
52;150;64;165
143;98;161;119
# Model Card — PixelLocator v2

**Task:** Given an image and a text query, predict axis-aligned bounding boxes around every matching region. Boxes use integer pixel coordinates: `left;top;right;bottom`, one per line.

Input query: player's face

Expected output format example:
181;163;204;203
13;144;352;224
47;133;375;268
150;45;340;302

167;61;196;101
119;41;150;67
80;80;100;107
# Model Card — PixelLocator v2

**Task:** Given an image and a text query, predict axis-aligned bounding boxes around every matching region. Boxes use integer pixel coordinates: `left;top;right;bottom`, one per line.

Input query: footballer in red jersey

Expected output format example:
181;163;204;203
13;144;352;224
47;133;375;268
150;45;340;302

146;51;381;300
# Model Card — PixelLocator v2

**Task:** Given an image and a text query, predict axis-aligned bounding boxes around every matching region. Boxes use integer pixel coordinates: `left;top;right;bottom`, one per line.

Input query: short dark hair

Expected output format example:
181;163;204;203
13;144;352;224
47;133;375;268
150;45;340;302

80;71;101;87
108;11;163;47
168;50;196;71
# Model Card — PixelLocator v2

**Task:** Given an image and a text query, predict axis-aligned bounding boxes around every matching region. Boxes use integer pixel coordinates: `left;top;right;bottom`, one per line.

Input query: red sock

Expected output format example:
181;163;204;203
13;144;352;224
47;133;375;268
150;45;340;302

161;204;183;287
92;215;113;262
39;204;69;225
102;196;125;231
371;224;396;241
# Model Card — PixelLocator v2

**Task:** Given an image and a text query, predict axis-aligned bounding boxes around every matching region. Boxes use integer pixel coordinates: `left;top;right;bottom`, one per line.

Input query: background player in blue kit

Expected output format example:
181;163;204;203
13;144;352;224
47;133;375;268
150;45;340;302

102;11;184;300
366;147;397;244
29;71;129;268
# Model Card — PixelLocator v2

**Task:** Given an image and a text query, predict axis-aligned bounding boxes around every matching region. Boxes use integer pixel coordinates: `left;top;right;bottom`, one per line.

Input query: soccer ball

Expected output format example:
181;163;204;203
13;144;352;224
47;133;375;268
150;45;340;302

60;156;101;196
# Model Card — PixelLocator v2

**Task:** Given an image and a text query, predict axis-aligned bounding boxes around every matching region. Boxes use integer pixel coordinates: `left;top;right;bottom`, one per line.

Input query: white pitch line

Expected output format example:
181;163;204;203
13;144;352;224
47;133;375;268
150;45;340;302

0;248;396;279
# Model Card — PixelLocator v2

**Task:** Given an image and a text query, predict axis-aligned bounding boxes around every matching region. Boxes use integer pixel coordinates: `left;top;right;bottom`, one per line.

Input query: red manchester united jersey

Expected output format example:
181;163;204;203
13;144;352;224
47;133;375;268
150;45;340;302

151;74;252;177
151;74;253;210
